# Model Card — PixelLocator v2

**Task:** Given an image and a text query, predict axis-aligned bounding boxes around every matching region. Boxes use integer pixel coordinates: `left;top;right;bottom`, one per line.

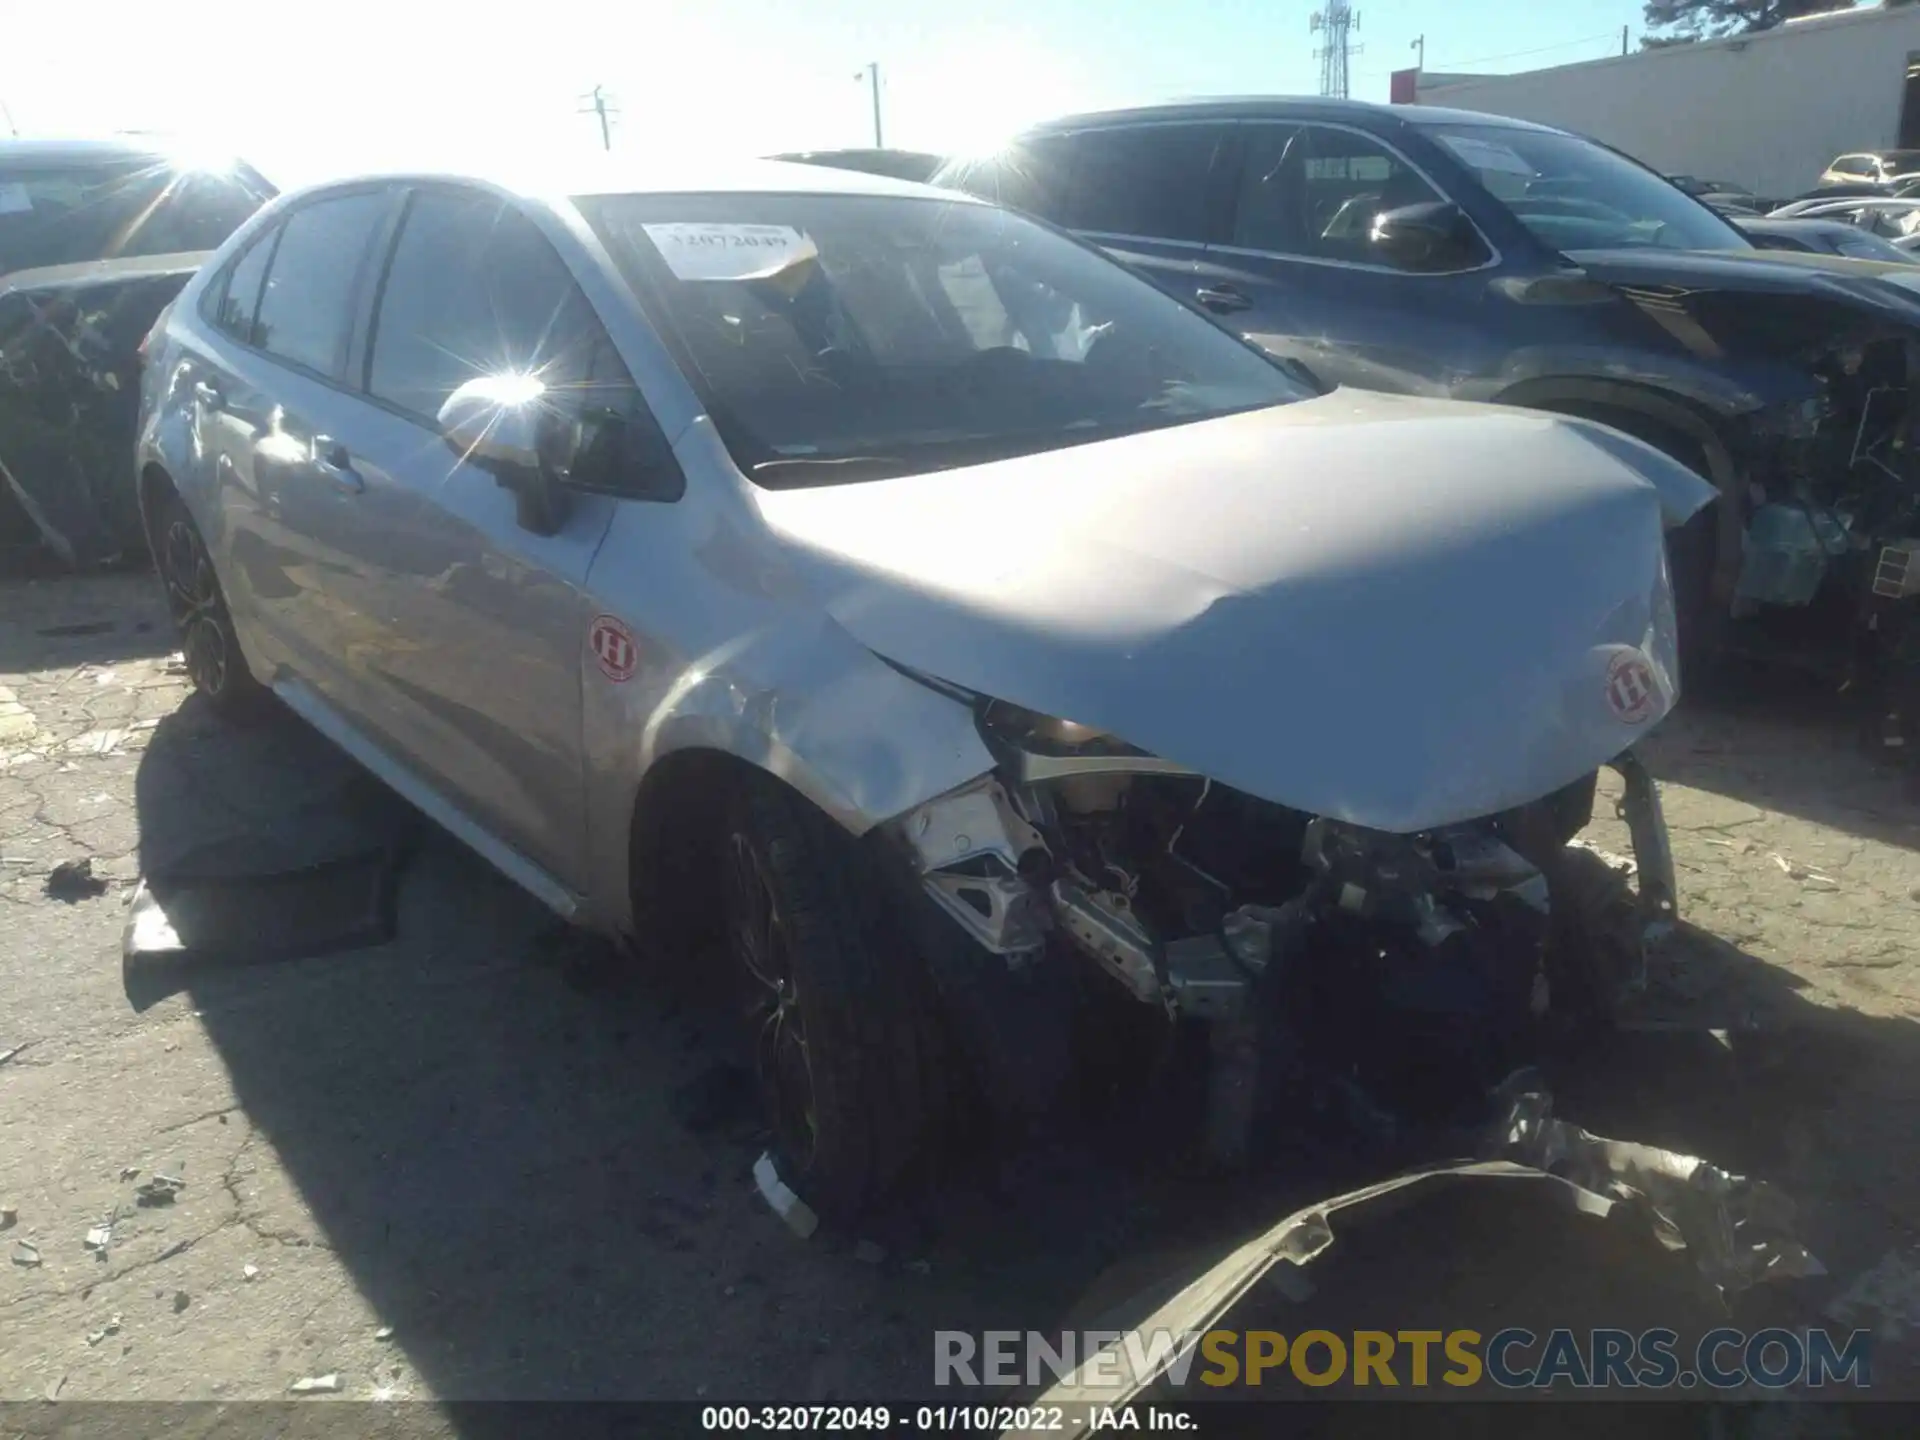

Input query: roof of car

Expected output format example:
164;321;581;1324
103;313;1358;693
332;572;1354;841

1019;96;1566;136
0;136;181;168
283;154;970;206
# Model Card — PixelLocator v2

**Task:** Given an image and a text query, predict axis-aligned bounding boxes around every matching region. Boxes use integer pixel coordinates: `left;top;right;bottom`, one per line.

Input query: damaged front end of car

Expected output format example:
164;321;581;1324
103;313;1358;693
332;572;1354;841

883;695;1679;1166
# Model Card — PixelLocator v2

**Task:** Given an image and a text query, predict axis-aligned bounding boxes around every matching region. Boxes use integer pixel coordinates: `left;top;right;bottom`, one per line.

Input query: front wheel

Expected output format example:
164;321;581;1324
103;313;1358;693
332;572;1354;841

153;490;266;717
721;776;945;1221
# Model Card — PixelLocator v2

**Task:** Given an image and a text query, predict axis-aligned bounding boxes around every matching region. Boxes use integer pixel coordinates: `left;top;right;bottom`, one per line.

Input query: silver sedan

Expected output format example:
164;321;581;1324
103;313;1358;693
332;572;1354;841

137;159;1712;1217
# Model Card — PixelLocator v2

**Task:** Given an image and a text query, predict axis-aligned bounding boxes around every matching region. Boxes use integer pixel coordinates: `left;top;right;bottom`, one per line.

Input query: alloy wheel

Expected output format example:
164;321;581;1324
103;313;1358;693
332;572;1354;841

725;831;818;1168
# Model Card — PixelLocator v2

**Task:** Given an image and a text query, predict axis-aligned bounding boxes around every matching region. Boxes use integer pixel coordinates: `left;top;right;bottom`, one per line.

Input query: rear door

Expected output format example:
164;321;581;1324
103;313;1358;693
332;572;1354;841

327;186;644;886
184;188;397;696
1049;122;1235;304
1201;120;1497;396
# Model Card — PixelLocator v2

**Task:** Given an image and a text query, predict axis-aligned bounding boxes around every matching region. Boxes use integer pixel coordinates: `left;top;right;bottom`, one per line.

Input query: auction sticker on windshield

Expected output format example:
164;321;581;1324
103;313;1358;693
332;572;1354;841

642;223;818;282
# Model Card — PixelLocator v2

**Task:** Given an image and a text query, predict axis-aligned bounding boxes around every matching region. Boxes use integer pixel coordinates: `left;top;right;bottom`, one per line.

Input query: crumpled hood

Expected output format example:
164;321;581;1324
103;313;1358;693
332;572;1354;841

756;392;1714;832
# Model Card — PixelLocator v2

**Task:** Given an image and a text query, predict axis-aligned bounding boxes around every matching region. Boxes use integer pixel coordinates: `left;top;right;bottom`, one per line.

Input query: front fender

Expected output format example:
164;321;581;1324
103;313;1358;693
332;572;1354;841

580;609;995;935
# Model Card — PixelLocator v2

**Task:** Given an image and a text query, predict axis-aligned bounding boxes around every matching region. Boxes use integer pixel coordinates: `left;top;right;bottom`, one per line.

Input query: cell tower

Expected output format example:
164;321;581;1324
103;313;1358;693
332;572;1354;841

1310;2;1361;99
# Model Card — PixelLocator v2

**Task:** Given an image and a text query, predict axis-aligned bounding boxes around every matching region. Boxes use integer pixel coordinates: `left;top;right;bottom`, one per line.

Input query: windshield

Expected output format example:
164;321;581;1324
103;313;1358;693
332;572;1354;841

578;192;1310;487
1428;123;1751;254
0;159;272;276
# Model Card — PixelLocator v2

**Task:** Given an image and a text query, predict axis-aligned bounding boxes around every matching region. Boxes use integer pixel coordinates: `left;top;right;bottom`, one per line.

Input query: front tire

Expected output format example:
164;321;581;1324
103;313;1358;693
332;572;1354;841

152;490;266;718
721;775;943;1221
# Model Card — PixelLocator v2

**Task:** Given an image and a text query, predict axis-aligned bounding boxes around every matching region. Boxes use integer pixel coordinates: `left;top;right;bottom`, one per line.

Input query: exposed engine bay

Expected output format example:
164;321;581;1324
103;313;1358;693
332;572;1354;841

1717;313;1920;744
889;700;1679;1161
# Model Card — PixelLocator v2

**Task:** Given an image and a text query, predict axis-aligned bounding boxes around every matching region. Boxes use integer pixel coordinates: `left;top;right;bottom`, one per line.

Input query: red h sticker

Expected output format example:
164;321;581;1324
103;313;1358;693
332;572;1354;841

1606;650;1657;725
590;614;639;683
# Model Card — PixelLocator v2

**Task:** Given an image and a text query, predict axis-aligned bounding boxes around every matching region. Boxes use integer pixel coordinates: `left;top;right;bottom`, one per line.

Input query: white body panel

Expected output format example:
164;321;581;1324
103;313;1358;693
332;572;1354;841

760;392;1712;835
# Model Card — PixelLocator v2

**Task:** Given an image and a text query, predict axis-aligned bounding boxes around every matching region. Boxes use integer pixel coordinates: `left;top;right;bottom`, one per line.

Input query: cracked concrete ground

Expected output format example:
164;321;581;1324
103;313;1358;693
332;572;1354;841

3;568;1919;1413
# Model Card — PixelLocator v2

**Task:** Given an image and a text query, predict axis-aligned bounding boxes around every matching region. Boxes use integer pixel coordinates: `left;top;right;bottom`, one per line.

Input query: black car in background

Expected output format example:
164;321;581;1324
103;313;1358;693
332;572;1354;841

0;139;274;566
934;98;1920;750
765;148;945;184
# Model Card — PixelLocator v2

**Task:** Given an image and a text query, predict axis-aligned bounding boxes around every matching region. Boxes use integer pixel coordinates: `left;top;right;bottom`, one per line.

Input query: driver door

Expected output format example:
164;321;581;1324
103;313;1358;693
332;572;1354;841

1200;121;1498;397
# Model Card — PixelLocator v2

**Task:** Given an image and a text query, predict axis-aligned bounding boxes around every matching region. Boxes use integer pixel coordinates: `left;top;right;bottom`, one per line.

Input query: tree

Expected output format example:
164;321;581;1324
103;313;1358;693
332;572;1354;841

1642;0;1856;45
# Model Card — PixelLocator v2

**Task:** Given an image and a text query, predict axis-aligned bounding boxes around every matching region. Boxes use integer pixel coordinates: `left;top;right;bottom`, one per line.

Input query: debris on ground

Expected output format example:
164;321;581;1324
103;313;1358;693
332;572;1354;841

0;1044;24;1066
119;1167;139;1181
1824;1246;1920;1342
0;1206;16;1230
753;1151;819;1240
13;1239;42;1267
45;857;108;901
170;1290;190;1314
853;1240;886;1265
135;1174;185;1206
288;1373;341;1394
242;1263;259;1282
43;1372;65;1402
85;1315;123;1346
374;1325;395;1340
83;1221;112;1255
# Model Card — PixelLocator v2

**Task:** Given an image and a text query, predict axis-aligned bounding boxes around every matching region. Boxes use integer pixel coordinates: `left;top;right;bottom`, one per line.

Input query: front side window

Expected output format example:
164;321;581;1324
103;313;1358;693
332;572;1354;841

367;189;664;492
1232;123;1453;265
0;159;271;276
251;191;389;376
579;191;1311;487
1061;125;1227;242
1429;122;1752;254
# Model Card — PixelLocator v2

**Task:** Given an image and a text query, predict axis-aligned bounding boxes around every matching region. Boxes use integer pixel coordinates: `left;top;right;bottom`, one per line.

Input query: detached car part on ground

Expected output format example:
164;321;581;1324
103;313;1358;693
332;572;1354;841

139;160;1716;1222
0;139;272;565
933;100;1920;760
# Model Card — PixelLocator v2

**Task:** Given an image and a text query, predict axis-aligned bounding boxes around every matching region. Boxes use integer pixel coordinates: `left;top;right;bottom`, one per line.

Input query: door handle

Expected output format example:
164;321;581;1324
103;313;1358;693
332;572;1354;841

312;438;364;494
192;380;223;409
1196;284;1252;314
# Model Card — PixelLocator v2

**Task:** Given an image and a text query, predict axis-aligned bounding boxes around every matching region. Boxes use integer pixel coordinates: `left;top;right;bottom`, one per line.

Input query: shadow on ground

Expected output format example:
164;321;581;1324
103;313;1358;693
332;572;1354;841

1646;671;1920;853
0;561;176;674
120;699;1920;1414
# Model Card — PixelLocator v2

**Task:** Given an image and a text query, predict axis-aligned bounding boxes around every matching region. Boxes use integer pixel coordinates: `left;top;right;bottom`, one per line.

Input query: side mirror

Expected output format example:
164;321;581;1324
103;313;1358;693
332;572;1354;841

1368;201;1488;274
437;375;569;536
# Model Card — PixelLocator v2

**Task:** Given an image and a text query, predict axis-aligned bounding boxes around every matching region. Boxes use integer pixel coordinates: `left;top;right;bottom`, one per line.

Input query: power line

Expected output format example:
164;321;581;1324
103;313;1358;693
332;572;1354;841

1429;30;1621;72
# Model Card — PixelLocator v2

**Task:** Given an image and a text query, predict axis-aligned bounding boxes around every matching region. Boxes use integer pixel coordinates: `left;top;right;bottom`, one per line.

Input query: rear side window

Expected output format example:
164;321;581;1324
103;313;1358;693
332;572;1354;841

1062;125;1227;242
251;191;388;377
212;231;276;345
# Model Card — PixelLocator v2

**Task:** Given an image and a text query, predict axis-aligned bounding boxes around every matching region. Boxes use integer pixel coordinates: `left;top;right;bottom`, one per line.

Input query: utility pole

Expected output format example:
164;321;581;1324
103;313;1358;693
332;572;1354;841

1621;24;1630;55
577;85;618;151
1410;33;1425;71
855;62;883;148
1310;3;1361;100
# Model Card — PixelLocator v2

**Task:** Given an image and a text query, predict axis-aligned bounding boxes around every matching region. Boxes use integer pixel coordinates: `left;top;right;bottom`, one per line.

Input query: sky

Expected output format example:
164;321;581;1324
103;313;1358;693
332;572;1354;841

1;0;1660;186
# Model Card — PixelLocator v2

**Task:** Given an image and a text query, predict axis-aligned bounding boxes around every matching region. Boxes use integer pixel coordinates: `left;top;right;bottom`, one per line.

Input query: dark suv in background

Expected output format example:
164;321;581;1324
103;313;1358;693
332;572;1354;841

934;99;1920;751
1;139;274;566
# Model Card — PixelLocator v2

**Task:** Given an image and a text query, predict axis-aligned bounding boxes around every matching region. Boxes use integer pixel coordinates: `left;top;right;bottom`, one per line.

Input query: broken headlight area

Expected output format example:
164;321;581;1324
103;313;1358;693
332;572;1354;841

887;701;1679;1161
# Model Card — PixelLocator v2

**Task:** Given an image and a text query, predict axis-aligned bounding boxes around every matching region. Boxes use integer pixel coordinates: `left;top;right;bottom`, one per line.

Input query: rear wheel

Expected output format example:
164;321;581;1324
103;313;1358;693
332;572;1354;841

721;775;944;1221
153;490;266;717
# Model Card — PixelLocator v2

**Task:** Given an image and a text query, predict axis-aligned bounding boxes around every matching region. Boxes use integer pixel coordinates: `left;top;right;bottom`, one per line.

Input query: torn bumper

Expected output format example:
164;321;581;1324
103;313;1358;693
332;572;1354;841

1023;1083;1821;1430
